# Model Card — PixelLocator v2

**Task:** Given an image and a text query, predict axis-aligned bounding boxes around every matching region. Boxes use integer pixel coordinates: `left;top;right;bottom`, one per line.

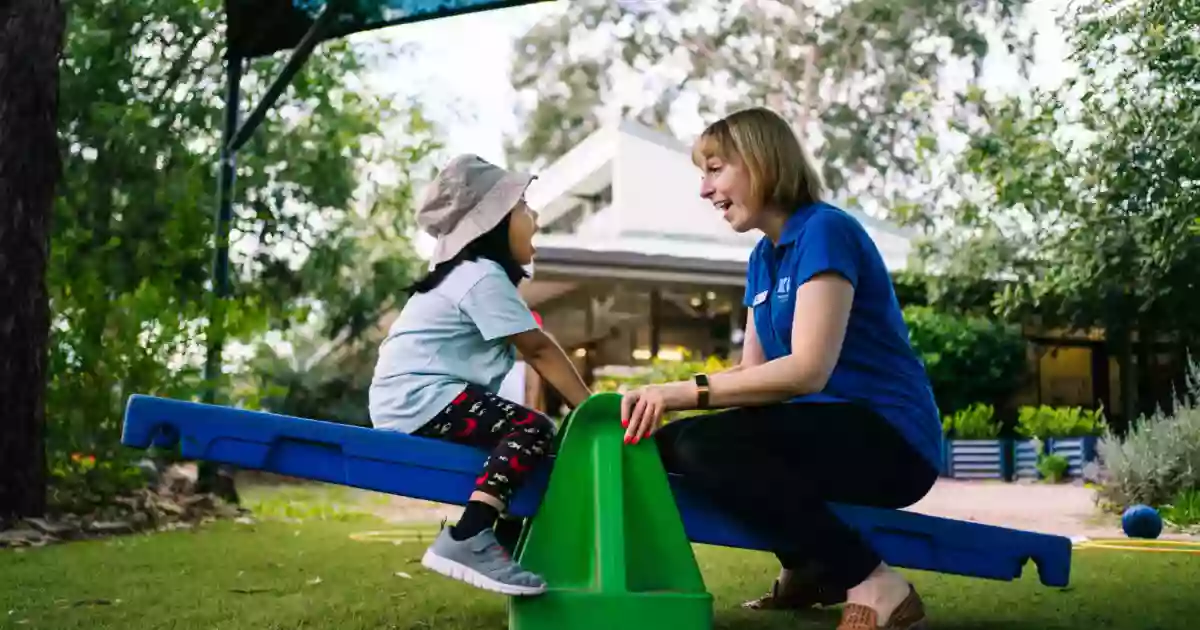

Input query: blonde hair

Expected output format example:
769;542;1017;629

691;107;824;212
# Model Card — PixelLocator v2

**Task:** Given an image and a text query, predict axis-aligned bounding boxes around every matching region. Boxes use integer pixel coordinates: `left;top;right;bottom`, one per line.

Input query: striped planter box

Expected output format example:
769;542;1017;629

942;438;1012;480
1012;436;1099;480
1047;436;1099;479
1012;439;1042;480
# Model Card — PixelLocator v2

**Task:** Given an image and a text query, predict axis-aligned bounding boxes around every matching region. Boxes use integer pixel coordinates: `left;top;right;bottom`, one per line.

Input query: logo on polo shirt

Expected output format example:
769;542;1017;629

776;276;791;297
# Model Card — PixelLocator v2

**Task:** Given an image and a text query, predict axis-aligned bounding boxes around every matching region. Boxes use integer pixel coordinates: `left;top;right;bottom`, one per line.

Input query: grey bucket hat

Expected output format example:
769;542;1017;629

417;154;535;269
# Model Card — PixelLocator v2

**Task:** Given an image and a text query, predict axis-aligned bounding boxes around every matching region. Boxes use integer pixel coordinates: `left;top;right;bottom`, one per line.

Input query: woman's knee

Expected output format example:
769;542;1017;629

655;420;724;477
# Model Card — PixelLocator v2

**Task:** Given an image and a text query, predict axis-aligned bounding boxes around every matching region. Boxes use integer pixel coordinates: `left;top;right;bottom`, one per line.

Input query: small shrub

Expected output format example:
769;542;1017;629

1161;488;1200;529
46;450;146;515
903;306;1028;417
942;402;1001;439
1016;405;1106;439
1037;453;1070;483
1094;358;1200;508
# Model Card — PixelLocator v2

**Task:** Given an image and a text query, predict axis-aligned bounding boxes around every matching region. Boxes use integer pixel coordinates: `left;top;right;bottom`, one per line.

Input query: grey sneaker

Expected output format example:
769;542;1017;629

420;526;547;596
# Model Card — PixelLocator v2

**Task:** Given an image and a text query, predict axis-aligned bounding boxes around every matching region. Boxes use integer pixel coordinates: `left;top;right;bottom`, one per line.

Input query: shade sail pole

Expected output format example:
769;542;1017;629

202;2;336;408
229;4;336;152
197;51;245;502
203;53;244;406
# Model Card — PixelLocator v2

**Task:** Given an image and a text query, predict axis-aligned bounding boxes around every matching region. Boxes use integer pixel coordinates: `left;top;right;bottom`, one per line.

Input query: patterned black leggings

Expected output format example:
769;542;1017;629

414;384;556;505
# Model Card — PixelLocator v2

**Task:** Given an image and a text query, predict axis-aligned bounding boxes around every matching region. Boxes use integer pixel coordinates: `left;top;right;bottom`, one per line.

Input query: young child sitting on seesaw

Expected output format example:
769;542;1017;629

368;154;592;596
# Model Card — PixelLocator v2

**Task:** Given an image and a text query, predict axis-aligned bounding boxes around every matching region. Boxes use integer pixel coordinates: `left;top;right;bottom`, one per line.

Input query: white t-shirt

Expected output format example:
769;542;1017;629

368;258;539;433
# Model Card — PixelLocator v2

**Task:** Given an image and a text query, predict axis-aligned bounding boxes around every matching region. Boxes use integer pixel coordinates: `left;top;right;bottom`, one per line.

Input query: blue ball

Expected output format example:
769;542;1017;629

1122;504;1163;539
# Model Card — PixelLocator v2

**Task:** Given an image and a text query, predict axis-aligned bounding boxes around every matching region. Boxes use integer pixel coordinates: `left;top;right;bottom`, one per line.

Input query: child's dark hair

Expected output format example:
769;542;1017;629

408;212;528;294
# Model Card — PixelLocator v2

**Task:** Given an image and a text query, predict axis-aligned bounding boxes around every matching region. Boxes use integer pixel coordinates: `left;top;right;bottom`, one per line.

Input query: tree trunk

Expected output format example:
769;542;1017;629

1113;323;1137;433
1136;320;1155;418
0;0;65;522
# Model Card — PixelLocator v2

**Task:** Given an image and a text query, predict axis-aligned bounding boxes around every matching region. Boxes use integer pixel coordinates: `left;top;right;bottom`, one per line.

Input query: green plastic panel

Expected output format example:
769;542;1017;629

509;393;712;630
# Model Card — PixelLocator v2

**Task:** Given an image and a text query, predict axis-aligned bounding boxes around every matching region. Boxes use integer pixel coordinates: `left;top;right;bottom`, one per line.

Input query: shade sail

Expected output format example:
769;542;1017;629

226;0;550;58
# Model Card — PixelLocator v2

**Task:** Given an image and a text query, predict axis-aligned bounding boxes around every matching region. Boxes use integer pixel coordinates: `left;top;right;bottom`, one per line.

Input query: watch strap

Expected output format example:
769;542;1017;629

693;373;710;409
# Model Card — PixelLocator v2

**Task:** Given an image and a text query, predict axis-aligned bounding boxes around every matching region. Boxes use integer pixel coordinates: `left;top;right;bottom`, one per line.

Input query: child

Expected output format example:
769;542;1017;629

369;154;592;596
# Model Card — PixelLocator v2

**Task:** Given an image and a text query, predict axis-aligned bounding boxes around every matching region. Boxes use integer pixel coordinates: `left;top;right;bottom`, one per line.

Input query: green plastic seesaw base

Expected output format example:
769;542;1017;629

508;393;712;630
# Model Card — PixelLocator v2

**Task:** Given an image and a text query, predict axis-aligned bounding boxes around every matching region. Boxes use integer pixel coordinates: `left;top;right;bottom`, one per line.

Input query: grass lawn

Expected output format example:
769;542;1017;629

2;507;1199;629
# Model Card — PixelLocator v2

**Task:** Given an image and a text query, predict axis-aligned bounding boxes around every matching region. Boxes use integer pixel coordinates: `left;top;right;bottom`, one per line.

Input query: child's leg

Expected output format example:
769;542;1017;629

415;385;555;532
412;385;555;595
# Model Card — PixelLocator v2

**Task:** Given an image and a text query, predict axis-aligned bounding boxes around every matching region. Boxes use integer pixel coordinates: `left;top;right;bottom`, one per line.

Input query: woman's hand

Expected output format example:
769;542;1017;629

620;386;665;444
620;381;696;444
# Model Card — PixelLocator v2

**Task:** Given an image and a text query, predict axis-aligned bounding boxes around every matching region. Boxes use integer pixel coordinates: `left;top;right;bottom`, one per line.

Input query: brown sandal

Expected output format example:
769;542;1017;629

836;585;927;629
742;576;847;610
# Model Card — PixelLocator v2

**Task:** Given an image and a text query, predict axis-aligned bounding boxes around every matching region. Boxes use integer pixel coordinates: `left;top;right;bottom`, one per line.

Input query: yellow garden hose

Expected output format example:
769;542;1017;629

1073;537;1200;554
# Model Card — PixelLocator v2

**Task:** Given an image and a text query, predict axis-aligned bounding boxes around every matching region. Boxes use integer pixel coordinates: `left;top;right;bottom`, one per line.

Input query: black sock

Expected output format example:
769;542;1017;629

451;500;499;541
493;515;525;553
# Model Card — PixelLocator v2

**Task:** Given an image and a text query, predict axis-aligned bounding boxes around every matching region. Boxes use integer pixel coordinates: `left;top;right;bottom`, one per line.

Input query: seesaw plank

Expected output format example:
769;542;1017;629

120;394;1071;587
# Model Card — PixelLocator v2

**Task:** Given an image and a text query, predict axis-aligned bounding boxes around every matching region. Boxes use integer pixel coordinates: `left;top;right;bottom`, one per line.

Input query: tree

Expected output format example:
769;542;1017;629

902;305;1028;418
0;0;66;521
43;0;437;511
918;0;1200;427
505;0;1031;209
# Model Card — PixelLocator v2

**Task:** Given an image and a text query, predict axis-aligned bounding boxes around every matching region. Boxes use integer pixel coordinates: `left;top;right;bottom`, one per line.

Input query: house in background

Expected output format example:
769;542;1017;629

515;120;916;412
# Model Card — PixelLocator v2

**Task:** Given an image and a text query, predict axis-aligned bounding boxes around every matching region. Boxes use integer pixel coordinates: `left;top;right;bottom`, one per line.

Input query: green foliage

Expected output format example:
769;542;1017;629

891;270;1003;317
1037;453;1070;484
46;0;436;511
902;306;1029;417
45;280;211;513
1161;488;1200;529
942;402;1000;440
594;355;732;389
1015;405;1106;439
593;355;732;422
505;0;1031;210
889;271;931;308
233;325;380;426
1095;359;1200;508
46;453;146;515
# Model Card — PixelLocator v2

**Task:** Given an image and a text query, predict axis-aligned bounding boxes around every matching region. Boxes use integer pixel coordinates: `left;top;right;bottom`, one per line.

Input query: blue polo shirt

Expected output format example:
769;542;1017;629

744;202;942;469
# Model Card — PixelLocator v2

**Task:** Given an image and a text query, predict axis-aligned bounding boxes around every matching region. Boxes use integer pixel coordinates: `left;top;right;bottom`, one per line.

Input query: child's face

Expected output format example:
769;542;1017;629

508;200;539;265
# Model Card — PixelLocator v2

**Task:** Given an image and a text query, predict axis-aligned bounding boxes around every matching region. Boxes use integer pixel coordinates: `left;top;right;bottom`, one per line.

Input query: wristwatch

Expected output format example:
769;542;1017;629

693;373;710;409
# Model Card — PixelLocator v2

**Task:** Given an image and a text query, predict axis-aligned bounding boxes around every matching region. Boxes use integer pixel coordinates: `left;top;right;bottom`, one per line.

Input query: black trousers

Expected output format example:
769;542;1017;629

654;401;938;591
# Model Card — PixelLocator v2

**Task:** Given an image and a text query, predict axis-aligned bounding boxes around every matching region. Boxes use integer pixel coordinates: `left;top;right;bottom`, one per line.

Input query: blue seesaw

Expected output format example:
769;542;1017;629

120;393;1072;589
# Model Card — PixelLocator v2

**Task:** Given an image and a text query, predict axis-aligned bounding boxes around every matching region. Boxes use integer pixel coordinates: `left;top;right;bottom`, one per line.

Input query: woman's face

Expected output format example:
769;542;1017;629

699;153;758;233
508;199;539;265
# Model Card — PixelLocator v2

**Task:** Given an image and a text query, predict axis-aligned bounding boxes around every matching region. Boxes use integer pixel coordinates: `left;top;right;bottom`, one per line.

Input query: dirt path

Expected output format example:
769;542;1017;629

905;479;1125;539
371;496;464;525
